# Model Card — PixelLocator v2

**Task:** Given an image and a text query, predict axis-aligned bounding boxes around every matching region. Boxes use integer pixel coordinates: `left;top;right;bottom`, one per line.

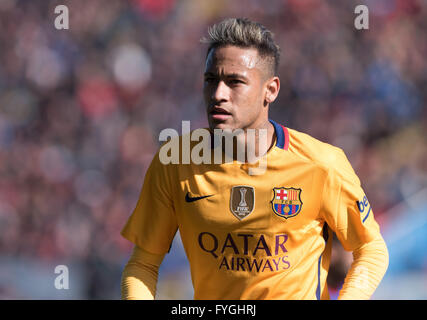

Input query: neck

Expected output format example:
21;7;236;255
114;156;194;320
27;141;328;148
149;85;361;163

226;119;275;163
244;119;275;162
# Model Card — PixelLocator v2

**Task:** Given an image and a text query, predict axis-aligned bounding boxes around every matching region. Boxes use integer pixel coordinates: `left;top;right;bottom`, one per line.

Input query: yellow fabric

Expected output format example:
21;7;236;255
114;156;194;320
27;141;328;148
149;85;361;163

121;123;388;299
121;246;165;300
338;236;389;299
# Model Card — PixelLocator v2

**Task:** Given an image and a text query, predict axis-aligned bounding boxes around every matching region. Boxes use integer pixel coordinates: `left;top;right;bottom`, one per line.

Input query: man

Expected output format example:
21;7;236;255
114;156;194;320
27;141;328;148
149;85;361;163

120;18;388;300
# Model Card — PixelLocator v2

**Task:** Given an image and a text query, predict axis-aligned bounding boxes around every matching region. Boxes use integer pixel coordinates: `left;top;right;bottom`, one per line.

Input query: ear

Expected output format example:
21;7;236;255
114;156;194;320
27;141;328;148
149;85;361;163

264;76;280;104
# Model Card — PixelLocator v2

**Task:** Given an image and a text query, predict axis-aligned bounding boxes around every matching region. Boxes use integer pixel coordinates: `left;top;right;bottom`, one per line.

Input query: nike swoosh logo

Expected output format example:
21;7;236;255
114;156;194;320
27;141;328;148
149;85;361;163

185;192;213;203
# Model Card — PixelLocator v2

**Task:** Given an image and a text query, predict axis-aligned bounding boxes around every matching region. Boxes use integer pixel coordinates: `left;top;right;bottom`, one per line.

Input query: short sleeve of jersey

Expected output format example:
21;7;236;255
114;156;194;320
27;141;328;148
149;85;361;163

320;148;381;251
121;150;178;255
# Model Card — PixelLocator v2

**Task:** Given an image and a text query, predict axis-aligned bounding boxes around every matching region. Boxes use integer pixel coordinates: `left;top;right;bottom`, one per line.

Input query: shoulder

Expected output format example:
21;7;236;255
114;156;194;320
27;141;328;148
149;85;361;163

287;127;360;184
287;128;342;166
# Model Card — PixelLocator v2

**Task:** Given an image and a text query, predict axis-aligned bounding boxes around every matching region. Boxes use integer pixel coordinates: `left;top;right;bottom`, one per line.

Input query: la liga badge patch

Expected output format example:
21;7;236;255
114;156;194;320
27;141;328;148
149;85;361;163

271;187;303;219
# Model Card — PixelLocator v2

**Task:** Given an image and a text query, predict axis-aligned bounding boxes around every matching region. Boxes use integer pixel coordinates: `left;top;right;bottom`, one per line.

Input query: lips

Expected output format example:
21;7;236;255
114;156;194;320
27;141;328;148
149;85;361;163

209;107;232;122
210;107;231;115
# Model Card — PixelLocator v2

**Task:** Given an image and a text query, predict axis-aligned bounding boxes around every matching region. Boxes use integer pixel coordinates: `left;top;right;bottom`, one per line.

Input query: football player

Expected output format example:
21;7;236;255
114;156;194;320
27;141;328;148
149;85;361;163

120;18;388;300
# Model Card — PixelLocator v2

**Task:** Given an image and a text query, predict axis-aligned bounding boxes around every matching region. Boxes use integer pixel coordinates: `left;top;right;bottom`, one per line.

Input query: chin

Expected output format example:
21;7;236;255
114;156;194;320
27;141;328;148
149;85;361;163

209;123;233;131
208;119;228;130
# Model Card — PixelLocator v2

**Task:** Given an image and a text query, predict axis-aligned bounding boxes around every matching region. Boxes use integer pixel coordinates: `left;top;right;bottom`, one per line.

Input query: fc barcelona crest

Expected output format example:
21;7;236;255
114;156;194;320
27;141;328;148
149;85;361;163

271;187;303;219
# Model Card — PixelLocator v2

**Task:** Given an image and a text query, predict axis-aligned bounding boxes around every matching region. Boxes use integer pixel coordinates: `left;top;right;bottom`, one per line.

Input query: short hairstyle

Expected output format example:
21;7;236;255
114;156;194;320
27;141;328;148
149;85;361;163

201;17;280;77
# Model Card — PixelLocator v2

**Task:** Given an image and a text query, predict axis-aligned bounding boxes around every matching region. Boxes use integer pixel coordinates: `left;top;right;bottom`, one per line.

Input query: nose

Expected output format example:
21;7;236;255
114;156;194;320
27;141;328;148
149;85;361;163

211;80;230;104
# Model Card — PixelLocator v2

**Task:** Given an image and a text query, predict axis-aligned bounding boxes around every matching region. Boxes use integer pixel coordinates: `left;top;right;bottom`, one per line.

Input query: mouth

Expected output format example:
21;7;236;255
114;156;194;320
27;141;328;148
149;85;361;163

209;107;232;121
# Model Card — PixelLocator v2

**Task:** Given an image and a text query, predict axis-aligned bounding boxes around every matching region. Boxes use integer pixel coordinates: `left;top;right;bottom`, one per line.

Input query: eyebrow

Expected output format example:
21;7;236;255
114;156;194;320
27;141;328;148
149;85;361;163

204;72;249;81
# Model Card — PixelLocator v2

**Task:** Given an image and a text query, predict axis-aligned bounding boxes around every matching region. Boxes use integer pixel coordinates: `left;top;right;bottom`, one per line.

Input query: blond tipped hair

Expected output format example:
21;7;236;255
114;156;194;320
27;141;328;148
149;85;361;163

201;18;280;76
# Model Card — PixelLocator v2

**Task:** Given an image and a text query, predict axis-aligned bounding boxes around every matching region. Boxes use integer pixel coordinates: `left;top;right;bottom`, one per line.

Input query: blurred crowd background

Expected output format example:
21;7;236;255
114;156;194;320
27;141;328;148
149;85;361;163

0;0;426;299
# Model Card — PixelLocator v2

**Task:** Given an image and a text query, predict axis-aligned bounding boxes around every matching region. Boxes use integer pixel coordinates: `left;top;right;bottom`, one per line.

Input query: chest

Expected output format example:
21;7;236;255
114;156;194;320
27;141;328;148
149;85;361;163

174;162;326;235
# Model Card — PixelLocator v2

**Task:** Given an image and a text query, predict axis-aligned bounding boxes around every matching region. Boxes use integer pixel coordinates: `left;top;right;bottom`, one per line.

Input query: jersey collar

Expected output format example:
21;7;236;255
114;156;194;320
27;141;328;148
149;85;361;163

209;119;289;151
269;119;289;151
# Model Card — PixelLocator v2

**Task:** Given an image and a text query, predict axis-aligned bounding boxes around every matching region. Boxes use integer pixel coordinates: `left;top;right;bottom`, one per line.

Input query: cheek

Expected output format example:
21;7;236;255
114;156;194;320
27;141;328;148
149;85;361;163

234;85;256;103
238;86;263;110
202;84;209;97
233;89;263;121
203;85;212;104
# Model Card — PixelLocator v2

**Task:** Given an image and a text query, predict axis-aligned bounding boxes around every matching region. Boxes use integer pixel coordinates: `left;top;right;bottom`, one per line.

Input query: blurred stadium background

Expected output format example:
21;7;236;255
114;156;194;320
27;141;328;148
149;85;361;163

0;0;426;299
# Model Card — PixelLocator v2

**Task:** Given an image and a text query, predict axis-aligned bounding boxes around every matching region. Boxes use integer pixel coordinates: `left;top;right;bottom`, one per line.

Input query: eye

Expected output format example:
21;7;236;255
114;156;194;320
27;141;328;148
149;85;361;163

204;77;216;84
228;79;244;86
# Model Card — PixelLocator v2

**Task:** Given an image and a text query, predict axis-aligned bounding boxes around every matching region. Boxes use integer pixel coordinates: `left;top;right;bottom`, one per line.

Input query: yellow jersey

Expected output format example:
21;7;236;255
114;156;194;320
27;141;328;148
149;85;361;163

121;119;382;300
